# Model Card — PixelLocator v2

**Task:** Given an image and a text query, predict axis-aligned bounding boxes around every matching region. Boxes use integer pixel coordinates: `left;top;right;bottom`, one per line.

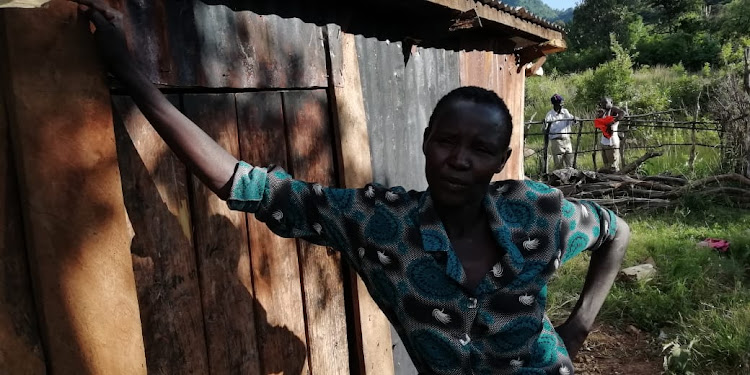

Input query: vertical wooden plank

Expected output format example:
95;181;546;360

0;67;46;375
283;89;351;375
104;0;195;86
0;4;147;374
107;0;328;89
111;95;209;375
459;51;525;180
182;93;261;375
592;129;599;171
743;47;750;96
335;31;396;375
235;91;311;375
506;54;526;180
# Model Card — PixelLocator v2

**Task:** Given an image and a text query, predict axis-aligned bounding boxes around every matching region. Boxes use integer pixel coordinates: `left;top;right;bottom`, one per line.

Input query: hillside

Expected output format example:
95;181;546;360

501;0;573;22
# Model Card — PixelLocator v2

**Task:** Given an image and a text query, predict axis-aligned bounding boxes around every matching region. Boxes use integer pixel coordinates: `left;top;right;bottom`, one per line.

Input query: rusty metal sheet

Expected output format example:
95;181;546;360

108;0;328;89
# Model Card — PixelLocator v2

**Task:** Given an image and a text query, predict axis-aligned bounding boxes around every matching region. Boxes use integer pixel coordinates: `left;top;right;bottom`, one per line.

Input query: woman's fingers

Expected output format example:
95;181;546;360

69;0;118;21
88;8;113;30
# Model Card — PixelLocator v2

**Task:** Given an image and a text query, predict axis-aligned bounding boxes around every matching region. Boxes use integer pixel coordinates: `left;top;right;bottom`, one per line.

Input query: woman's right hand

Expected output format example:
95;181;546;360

69;0;133;75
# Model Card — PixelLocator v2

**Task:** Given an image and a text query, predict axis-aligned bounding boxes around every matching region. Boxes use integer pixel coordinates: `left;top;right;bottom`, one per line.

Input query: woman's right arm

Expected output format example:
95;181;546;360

73;0;238;199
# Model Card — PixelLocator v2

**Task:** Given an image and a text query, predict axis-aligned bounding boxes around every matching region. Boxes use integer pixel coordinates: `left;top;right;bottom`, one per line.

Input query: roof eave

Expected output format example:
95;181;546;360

423;0;565;45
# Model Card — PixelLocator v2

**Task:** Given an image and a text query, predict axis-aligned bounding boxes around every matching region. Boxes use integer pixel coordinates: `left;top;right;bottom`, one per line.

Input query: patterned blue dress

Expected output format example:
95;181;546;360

227;161;618;375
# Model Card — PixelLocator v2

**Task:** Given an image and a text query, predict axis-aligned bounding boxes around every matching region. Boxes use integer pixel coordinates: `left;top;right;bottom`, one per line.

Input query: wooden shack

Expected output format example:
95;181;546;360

0;1;565;374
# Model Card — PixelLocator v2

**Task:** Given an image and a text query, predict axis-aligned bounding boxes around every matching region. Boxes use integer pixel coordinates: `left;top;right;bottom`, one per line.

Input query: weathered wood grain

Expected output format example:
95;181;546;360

283;89;350;375
459;50;525;180
107;0;328;89
328;28;396;375
182;93;261;375
423;0;563;42
235;91;310;375
0;3;147;374
0;56;47;375
112;95;209;375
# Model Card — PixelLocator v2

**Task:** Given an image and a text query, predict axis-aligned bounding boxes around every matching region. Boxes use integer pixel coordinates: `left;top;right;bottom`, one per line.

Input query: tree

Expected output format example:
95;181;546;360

567;0;645;51
714;0;750;40
647;0;704;31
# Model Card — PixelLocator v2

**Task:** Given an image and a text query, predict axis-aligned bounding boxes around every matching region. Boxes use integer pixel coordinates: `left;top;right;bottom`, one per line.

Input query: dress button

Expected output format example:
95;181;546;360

468;297;478;309
459;333;471;346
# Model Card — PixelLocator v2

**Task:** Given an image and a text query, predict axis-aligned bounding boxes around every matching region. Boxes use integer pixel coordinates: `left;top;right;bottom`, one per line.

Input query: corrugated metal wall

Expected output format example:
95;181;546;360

357;36;461;192
357;39;526;193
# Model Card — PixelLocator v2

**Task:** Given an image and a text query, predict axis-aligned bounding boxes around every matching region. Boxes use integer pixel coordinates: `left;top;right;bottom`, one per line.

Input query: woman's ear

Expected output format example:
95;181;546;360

422;126;431;154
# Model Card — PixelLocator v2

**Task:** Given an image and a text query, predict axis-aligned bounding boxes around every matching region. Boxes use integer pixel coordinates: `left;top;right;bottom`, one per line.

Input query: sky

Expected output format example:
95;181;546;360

541;0;579;10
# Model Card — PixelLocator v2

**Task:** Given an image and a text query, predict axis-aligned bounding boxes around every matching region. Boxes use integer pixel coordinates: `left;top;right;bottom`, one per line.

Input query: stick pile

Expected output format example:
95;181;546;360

545;169;750;212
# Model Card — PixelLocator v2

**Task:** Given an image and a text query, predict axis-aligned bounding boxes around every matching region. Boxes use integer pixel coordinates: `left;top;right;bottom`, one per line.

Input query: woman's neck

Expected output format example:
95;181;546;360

435;195;486;238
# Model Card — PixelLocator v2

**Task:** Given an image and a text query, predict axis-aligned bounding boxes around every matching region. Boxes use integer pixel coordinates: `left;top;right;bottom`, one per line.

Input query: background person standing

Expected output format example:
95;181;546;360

596;97;626;172
544;94;575;170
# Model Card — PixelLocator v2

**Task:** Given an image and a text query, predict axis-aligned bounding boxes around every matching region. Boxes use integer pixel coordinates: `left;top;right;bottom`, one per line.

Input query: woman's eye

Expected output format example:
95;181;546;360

475;146;494;154
438;138;455;145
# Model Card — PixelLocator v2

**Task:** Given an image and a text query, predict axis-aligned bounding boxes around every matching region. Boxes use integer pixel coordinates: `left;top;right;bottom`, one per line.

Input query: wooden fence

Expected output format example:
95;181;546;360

524;110;724;178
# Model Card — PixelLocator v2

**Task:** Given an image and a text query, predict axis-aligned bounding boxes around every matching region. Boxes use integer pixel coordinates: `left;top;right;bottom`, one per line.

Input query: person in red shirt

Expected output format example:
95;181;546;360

596;98;626;172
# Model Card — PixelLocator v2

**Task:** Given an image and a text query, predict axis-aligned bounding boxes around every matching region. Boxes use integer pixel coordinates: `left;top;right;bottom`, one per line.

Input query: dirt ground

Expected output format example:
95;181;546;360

573;324;663;375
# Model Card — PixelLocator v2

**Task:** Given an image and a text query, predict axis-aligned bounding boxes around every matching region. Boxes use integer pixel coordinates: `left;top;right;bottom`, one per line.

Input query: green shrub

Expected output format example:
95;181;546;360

575;35;635;105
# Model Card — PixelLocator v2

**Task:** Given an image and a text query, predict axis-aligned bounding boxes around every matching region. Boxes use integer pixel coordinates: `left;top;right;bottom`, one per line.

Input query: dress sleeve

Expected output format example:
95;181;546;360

558;197;618;264
226;161;364;251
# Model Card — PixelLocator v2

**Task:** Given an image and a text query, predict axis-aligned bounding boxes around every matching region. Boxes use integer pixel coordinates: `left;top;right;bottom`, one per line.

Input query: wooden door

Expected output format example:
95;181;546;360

112;89;349;375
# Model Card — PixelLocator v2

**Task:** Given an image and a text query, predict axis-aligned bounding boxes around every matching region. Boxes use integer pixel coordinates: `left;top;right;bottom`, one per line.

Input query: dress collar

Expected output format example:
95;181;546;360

417;183;527;289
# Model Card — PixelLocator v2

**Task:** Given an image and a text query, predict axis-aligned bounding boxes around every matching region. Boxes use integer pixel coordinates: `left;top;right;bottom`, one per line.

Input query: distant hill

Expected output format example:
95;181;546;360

554;7;574;23
501;0;573;23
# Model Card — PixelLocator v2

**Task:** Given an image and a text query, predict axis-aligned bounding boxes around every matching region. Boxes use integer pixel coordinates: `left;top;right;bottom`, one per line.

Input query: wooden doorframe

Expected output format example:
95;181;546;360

324;24;396;375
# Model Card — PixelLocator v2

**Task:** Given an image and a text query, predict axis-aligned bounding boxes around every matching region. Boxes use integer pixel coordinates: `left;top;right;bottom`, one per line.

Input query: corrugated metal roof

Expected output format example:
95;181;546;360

475;0;565;32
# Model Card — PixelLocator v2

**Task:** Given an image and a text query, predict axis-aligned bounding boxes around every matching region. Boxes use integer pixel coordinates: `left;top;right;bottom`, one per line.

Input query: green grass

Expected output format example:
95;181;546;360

547;202;750;373
524;129;724;180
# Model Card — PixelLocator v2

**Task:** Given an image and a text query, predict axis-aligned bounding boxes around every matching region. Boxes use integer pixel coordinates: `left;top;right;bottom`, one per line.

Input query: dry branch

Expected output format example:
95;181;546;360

545;169;750;213
642;175;688;186
618;151;663;175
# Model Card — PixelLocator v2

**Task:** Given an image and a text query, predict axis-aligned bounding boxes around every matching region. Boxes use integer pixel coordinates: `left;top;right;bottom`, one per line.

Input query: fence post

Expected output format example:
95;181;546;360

542;121;550;176
688;118;697;173
744;47;750;95
620;105;628;168
573;118;584;169
689;92;703;174
619;119;627;170
744;48;750;177
592;127;598;171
